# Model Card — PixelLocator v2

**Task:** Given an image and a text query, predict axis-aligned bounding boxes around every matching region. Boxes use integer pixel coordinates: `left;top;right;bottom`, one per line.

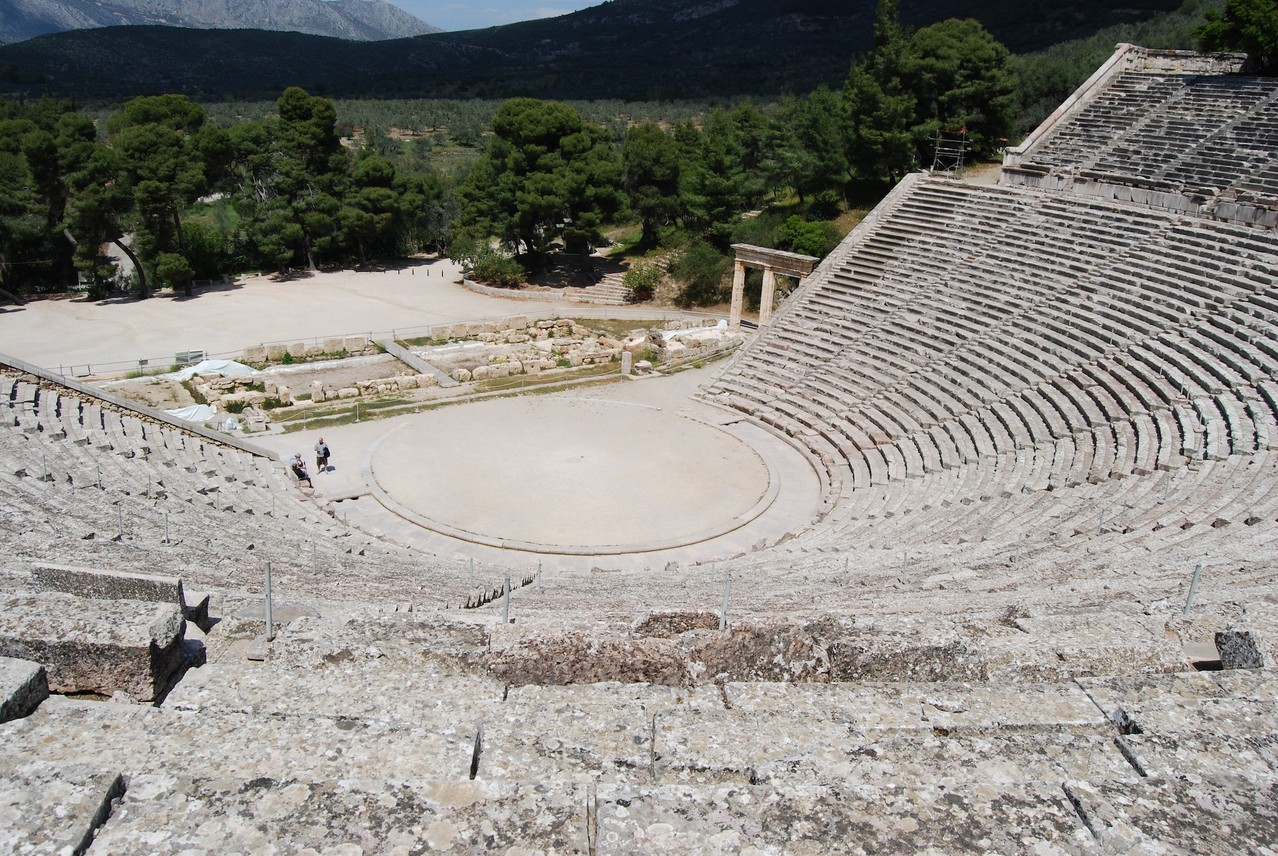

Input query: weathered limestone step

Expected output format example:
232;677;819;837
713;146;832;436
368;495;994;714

456;684;721;786
0;697;478;782
594;781;1095;854
0;656;47;723
724;681;1111;734
0;761;123;856
86;775;587;855
478;700;653;785
28;562;210;630
0;594;187;702
166;661;504;722
1065;774;1278;854
747;731;1136;788
1077;669;1278;778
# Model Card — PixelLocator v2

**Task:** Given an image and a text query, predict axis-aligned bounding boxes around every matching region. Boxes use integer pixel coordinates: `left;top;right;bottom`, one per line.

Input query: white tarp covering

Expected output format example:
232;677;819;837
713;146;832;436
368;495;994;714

170;359;257;381
164;404;217;422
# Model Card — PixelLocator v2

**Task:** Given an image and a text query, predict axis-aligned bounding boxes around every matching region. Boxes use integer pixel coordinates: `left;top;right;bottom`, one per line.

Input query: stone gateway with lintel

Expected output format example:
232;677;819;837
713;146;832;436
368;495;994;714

729;244;820;329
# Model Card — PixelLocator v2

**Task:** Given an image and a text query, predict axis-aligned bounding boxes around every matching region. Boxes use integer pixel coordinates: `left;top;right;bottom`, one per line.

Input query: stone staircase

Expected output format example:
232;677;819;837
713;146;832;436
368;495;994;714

562;270;633;305
2;598;1276;852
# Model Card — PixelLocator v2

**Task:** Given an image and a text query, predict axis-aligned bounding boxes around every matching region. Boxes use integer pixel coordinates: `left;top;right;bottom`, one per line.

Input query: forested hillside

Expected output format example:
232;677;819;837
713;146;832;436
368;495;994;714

1;0;1263;312
0;0;1188;102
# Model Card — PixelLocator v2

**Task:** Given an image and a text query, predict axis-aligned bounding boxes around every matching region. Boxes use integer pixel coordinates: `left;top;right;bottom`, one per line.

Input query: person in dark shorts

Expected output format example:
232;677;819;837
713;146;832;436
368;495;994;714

314;437;331;473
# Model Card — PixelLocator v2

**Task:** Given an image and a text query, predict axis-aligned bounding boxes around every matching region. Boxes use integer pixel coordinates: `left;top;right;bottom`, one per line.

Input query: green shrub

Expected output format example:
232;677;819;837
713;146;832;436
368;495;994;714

671;240;731;308
469;249;525;288
778;216;841;258
223;400;246;414
622;261;662;301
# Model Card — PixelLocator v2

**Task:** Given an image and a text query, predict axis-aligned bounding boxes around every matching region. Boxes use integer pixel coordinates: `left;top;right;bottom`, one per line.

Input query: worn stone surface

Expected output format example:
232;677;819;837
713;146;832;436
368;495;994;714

0;594;186;701
0;762;123;856
0;656;47;723
750;731;1137;788
1066;775;1278;854
654;708;857;784
488;634;689;686
88;775;588;854
595;782;1095;854
681;622;830;683
29;562;209;628
1;697;479;782
478;701;652;784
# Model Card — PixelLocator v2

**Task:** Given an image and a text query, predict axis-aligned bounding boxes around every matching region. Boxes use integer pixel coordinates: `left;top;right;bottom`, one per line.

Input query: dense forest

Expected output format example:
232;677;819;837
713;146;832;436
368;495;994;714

0;0;1266;309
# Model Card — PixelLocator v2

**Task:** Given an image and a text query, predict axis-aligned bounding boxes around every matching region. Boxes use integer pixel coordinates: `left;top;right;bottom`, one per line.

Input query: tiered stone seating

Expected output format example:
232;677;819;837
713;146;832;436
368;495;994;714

3;43;1278;850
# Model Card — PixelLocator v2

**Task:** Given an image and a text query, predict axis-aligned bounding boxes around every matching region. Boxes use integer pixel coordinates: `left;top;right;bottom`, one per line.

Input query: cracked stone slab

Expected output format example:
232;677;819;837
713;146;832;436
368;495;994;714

654;708;860;785
165;661;504;723
0;761;123;856
0;656;47;723
750;731;1139;788
1118;731;1278;778
595;782;1096;854
88;774;588;854
1077;671;1226;728
0;697;478;782
723;682;924;731
478;701;653;784
1065;775;1278;854
0;593;185;701
506;682;723;714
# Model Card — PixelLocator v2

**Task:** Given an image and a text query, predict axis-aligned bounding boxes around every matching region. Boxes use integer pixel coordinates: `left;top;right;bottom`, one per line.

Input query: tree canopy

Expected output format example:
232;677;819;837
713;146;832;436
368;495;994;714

1198;0;1278;73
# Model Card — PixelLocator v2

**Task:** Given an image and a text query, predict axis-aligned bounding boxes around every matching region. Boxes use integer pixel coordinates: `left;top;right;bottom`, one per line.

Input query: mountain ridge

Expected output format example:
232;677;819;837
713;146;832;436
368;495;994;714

0;0;441;45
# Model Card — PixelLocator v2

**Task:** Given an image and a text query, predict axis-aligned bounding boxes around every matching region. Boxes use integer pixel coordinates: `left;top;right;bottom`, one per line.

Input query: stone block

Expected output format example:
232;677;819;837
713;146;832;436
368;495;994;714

472;365;493;381
88;775;588;854
395;375;417;390
304;344;325;358
310;381;326;403
323;337;345;354
1065;775;1278;854
478;701;652;783
29;562;210;630
0;594;187;701
491;364;510;379
286;342;306;358
343;336;367;353
1216;629;1266;669
452;369;472;383
264;344;287;362
241;346;266;364
595;782;1092;854
337;387;359;399
0;762;124;855
0;656;48;722
415;373;437;388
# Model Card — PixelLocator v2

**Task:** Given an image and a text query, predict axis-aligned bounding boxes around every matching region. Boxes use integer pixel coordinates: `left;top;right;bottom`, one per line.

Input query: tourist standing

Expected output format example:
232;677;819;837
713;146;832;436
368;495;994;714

314;437;331;473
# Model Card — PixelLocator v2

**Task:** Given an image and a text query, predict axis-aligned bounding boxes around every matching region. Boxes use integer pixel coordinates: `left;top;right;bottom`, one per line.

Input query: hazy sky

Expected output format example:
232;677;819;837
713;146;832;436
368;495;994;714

396;2;600;32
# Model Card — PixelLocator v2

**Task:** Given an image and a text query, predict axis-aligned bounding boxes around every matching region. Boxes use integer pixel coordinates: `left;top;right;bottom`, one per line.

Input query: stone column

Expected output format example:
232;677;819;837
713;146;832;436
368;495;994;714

729;260;747;330
758;266;777;326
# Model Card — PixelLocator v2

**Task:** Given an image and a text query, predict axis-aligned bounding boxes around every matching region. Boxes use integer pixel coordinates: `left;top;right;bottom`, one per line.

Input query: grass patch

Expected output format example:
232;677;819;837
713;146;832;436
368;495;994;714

570;317;669;339
398;335;449;348
271;396;411;424
476;363;616;393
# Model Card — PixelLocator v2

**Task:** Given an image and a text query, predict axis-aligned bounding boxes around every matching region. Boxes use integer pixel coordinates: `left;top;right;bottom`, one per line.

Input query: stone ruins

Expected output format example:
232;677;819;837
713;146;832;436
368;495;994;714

1;44;1277;852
